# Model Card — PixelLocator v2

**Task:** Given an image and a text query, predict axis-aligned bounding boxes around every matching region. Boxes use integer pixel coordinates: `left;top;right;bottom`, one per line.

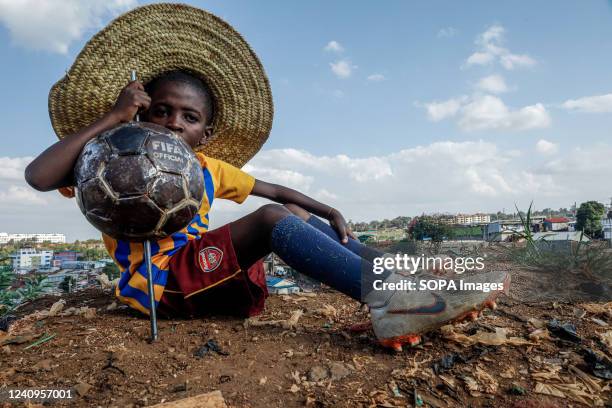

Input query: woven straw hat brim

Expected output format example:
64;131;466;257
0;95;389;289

49;3;273;168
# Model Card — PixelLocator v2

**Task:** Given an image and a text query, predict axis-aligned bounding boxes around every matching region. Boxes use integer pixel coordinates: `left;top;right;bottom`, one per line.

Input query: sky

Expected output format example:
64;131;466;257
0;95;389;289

0;0;611;241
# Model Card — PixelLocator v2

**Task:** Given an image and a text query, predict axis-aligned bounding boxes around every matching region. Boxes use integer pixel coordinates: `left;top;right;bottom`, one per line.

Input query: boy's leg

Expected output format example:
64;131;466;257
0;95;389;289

229;204;376;300
229;204;508;351
283;203;384;263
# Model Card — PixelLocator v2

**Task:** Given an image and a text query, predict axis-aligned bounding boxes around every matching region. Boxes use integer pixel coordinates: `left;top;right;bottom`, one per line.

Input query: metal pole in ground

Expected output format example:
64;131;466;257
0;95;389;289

132;69;158;342
144;240;159;342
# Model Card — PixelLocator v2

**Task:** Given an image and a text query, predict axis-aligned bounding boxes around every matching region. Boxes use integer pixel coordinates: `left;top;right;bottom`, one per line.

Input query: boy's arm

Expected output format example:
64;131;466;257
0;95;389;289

251;179;356;243
25;81;150;191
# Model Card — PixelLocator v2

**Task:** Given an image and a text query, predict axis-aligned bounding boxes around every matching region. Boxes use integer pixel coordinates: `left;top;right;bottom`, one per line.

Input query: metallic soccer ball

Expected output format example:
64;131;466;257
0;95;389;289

74;122;204;241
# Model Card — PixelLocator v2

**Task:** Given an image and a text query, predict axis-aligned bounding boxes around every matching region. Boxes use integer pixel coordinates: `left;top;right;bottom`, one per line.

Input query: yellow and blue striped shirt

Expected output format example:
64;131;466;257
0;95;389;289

60;153;255;314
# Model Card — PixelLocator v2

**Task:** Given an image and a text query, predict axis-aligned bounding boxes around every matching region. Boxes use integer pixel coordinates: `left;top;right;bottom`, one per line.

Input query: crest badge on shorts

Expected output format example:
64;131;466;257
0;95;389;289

198;247;223;273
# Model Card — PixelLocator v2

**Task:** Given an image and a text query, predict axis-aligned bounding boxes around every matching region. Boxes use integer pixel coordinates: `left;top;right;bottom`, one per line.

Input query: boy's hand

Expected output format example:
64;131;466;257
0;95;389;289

109;81;151;123
328;209;356;244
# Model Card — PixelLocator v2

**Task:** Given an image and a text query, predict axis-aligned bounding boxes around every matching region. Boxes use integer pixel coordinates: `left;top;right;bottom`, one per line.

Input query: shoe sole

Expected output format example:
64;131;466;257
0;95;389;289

377;273;510;352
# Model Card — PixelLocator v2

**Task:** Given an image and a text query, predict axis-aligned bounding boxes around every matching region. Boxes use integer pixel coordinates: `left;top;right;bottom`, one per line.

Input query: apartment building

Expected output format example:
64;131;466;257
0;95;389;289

10;248;54;272
0;233;66;244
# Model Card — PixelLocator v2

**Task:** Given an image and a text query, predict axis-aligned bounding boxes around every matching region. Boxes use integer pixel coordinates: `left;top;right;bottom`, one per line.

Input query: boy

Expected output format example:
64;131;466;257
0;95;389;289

26;4;508;351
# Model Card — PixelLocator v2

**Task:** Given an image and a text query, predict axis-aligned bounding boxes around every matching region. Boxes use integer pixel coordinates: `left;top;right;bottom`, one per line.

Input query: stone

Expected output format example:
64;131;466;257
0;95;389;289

308;366;329;382
74;381;92;397
147;390;227;408
33;359;52;371
329;362;351;381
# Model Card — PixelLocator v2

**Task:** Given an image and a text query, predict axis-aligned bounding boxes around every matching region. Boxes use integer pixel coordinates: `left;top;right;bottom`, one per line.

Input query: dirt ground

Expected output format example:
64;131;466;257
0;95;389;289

1;266;611;407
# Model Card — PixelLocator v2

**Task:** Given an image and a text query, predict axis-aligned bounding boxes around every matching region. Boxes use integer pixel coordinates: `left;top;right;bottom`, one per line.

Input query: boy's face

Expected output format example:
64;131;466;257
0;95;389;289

143;81;213;149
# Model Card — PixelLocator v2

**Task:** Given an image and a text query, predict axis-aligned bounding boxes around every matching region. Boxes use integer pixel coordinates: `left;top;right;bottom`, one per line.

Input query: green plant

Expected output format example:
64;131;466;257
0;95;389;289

102;262;120;280
0;265;15;290
503;203;612;285
514;202;538;248
0;266;17;317
0;291;19;317
17;274;50;302
59;275;76;293
408;217;451;242
576;201;606;238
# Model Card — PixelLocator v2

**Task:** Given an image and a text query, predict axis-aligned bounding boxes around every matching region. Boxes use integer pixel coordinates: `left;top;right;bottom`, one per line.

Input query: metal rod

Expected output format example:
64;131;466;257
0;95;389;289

132;69;157;342
131;69;140;122
144;240;158;342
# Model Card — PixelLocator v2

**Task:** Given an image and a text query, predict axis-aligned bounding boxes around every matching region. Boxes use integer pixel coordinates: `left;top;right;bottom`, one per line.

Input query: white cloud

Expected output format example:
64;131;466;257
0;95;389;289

0;0;136;54
249;149;392;183
500;53;536;70
324;40;344;53
313;189;338;201
332;89;344;98
476;74;509;94
437;27;458;38
458;95;550;131
466;52;495;66
3;141;610;239
422;97;466;121
536;139;559;155
241;165;314;191
538;144;612;175
330;59;356;79
0;156;34;180
0;155;99;241
421;94;550;131
367;74;386;82
231;141;608;222
562;93;612;113
0;185;47;205
464;24;536;70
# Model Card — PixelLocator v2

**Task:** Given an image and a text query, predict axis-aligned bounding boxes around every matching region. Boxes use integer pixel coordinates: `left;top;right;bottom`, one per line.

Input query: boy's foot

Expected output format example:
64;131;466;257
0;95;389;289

366;270;510;352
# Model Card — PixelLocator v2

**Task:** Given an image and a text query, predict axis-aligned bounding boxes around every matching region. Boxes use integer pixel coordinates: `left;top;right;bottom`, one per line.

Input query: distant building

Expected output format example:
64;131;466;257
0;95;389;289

455;213;491;225
43;270;82;286
602;218;612;240
532;231;590;242
60;260;106;270
483;220;525;242
43;269;100;293
0;232;66;244
266;277;301;295
437;216;455;225
543;217;571;232
53;251;81;268
532;231;591;253
10;248;53;272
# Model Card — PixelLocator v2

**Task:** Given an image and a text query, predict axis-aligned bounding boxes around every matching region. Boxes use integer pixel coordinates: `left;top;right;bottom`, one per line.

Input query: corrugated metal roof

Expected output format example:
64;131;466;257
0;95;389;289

532;231;590;242
544;217;570;223
265;277;298;289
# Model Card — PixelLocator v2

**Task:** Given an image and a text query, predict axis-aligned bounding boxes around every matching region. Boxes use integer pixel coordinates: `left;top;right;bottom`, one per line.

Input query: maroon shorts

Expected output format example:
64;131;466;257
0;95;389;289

158;224;268;318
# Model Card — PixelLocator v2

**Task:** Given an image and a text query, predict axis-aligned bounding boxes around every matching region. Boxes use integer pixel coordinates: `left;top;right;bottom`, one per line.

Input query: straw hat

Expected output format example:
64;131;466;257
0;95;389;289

49;3;273;168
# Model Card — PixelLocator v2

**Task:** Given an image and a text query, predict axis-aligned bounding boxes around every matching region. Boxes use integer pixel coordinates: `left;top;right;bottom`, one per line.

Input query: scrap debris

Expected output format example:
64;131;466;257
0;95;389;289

244;309;303;329
581;348;612;380
547;319;582;343
194;339;229;358
440;325;534;346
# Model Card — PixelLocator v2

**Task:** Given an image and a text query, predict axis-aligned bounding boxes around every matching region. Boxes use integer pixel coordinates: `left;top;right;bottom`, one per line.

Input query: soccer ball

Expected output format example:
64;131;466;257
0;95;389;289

74;122;204;241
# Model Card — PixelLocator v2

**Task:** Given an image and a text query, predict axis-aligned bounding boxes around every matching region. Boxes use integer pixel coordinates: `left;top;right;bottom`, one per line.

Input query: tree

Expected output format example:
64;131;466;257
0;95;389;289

575;201;605;238
103;263;120;280
408;217;451;242
59;276;76;293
